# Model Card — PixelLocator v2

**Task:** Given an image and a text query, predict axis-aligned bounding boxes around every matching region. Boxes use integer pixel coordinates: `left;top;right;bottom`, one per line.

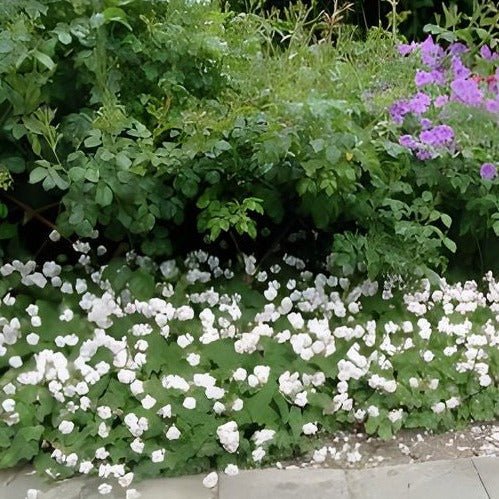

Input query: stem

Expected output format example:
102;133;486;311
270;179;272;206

0;191;65;236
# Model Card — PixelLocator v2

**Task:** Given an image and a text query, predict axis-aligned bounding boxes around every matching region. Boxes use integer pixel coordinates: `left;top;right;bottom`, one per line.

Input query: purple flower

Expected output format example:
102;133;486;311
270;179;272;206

480;45;498;61
420;118;432;129
399;134;418;150
419;125;454;147
448;42;468;56
485;98;499;114
414;69;445;87
415;70;434;87
389;100;411;124
398;42;418;56
416;149;434;161
420;36;444;69
434;95;449;108
480;163;497;180
409;92;431;115
451;78;483;106
451;56;471;79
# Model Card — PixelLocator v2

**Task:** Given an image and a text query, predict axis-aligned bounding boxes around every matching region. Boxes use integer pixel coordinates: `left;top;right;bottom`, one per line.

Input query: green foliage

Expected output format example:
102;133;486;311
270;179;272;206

0;0;496;277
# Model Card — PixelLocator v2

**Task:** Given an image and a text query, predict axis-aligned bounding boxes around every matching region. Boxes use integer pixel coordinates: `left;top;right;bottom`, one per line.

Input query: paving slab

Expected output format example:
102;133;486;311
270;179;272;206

472;457;499;499
0;468;215;499
345;458;489;499
219;468;348;499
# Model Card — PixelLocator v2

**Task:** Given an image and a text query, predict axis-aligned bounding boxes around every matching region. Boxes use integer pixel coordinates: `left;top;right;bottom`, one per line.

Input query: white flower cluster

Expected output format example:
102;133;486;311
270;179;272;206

0;247;496;496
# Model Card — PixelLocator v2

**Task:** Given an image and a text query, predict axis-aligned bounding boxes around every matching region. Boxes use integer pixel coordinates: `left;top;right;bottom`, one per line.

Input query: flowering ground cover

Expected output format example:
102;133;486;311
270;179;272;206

0;1;498;497
0;240;497;496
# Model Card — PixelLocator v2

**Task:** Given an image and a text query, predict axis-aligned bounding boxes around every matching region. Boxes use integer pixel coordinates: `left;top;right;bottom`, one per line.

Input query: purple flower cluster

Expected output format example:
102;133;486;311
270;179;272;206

480;163;497;180
391;36;499;179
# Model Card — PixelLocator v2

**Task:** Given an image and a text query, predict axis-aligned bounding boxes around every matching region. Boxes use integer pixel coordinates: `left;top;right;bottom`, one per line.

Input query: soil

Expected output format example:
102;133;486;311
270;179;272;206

281;422;499;470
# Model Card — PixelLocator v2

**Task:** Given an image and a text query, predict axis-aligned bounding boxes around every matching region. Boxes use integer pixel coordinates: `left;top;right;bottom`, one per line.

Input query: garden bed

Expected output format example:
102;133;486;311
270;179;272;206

0;242;497;495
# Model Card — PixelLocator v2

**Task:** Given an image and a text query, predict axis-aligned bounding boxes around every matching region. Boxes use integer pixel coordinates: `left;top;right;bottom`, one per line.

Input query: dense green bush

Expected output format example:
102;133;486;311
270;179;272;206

0;0;497;279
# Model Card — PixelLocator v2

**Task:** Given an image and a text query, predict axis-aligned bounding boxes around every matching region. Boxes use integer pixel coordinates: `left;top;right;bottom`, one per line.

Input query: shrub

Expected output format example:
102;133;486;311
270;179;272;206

0;0;496;277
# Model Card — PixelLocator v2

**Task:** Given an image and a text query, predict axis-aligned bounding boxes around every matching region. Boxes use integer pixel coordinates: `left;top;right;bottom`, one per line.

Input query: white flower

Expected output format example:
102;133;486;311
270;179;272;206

176;306;194;321
367;405;379;417
79;461;94;474
9;356;22;368
26;333;39;345
186;353;200;366
224;464;239;476
95;447;109;459
97;406;112;419
202;471;218;489
130;380;144;396
183;397;196;409
264;287;278;301
118;370;136;384
231;399;243;411
157;404;172;418
422;350;434;362
294;391;308;407
247;375;259;388
312;446;328;463
130;438;144;454
98;483;112;495
177;334;194;349
409;377;419;388
3;383;16;395
65;453;78;467
479;374;492;387
252;429;275;446
151;449;165;463
388;409;403;423
428;379;439;390
193;373;216;388
383;380;397;393
446;397;460;409
288;311;304;329
213;402;225;414
25;490;40;499
252;447;266;462
118;472;134;488
302;422;318;435
58;420;74;434
2;399;15;412
45;227;63;242
279;297;293;315
141;395;156;409
205;385;225;400
216;421;239;453
162;374;189;392
165;425;181;440
253;365;270;384
75;381;89;395
431;402;446;414
98;422;110;438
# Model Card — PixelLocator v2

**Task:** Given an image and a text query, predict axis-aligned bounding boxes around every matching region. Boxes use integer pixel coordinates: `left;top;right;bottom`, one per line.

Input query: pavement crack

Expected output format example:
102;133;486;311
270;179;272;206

471;459;491;499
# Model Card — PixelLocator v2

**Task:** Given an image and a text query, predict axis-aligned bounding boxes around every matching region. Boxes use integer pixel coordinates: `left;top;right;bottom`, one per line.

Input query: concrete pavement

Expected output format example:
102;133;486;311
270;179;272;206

0;457;497;498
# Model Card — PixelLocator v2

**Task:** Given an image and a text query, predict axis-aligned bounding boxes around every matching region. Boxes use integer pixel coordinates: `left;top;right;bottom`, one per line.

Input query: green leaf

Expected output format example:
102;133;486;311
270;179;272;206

440;214;452;229
102;7;132;29
2;157;25;174
443;237;457;253
96;183;113;207
29;167;48;184
0;223;16;240
33;51;55;71
129;269;155;300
